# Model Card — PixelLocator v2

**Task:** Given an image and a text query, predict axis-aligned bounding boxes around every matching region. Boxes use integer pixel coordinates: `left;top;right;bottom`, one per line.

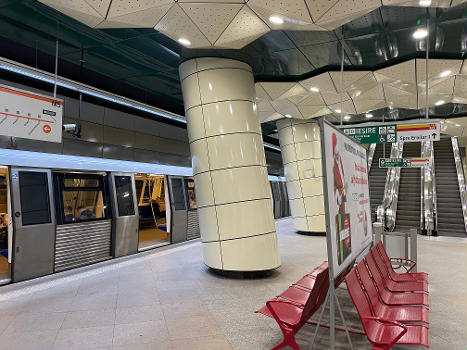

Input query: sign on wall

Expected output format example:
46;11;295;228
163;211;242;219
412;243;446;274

0;85;63;143
321;120;372;278
342;122;440;144
379;157;431;168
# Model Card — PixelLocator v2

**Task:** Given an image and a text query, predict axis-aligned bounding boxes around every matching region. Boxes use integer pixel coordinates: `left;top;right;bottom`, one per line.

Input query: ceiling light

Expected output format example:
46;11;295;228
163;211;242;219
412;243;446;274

269;16;284;25
435;100;445;106
284;114;292;118
310;87;319;92
440;70;452;78
334;109;341;113
344;115;351;120
365;113;373;118
419;0;432;6
455;124;461;127
178;38;191;46
413;28;428;39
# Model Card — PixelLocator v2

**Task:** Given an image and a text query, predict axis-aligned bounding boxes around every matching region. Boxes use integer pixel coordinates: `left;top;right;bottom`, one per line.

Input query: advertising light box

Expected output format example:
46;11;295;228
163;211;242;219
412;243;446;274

320;120;372;279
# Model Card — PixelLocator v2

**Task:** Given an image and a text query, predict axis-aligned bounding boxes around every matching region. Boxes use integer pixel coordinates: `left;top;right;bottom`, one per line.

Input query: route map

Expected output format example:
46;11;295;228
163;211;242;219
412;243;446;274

0;85;63;143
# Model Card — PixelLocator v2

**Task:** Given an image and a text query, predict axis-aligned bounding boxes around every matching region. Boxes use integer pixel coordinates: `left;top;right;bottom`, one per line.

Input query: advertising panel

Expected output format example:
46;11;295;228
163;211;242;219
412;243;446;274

0;85;63;143
321;120;372;278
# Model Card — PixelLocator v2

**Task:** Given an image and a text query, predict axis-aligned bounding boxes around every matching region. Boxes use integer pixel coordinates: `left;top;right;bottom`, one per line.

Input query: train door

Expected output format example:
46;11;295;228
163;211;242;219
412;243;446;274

185;178;200;240
271;182;282;219
0;166;10;284
135;174;170;251
167;176;187;243
109;173;139;258
10;168;55;282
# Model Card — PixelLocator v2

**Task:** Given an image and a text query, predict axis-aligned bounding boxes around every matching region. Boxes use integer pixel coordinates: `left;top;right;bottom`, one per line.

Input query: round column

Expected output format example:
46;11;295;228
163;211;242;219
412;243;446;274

277;118;326;234
179;57;280;272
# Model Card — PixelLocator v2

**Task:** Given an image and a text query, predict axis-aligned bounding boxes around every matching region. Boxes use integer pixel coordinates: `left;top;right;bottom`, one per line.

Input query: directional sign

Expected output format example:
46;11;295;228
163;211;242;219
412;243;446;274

396;123;439;142
0;85;63;143
379;157;431;168
342;121;440;144
342;125;396;144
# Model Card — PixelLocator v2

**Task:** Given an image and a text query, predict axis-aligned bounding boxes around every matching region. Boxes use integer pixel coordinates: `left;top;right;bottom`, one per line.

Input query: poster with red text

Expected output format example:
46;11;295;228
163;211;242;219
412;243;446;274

321;121;372;279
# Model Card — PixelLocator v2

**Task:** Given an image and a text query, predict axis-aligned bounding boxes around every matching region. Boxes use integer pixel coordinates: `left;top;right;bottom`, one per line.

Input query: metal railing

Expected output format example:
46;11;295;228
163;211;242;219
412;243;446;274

420;141;437;234
377;142;404;231
367;143;376;171
451;137;467;235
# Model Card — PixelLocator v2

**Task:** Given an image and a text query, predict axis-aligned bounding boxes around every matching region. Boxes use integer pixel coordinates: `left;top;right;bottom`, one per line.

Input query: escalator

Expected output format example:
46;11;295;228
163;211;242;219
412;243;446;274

368;143;387;222
395;143;421;231
434;138;466;237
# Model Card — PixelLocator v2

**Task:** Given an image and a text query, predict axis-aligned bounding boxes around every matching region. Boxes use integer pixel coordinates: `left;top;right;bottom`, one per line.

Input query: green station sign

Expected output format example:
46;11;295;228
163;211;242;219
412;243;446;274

342;125;396;144
379;158;431;168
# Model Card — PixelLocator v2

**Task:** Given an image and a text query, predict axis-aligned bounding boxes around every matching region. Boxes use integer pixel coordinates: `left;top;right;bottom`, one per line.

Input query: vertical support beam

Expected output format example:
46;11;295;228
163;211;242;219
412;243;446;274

53;39;59;98
277;119;326;234
179;58;280;272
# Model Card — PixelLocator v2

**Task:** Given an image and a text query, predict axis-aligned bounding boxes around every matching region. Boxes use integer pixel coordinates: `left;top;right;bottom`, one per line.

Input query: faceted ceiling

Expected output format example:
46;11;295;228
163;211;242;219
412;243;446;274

256;58;467;122
38;0;467;49
0;0;466;131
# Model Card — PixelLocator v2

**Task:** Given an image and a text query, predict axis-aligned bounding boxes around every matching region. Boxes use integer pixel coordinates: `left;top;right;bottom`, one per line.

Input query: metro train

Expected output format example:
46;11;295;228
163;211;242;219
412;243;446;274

0;148;288;284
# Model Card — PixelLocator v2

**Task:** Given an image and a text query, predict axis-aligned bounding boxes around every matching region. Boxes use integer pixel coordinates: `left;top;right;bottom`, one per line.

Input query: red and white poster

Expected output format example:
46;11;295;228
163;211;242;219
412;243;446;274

0;85;63;143
321;120;372;279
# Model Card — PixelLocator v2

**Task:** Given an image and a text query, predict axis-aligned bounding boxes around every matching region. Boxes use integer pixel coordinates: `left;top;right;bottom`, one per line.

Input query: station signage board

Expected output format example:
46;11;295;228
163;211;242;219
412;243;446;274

0;85;63;143
379;157;431;168
342;121;440;144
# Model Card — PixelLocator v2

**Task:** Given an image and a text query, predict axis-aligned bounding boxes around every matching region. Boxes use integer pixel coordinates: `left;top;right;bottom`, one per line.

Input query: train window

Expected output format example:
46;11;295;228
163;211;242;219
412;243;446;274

18;172;51;226
64;178;99;188
171;178;186;210
185;179;197;210
58;173;108;223
115;176;135;217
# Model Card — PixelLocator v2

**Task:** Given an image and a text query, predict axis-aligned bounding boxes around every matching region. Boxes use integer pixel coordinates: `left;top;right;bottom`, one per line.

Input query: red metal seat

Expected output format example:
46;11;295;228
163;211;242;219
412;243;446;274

375;241;428;282
278;286;311;306
355;261;428;323
363;258;429;306
367;251;428;293
345;269;429;350
256;264;329;350
293;276;316;290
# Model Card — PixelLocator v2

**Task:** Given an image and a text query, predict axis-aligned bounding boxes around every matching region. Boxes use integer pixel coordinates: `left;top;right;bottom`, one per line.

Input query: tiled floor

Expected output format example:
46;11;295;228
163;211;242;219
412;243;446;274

0;218;465;350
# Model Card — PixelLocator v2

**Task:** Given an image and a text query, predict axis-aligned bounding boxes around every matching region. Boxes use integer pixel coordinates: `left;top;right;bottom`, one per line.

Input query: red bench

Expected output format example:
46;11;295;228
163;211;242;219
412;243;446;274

374;241;428;282
345;242;429;349
255;262;329;350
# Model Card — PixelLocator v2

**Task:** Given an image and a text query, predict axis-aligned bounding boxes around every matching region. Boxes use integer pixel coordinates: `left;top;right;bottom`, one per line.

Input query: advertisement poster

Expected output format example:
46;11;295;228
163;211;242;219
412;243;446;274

0;85;63;143
321;120;372;278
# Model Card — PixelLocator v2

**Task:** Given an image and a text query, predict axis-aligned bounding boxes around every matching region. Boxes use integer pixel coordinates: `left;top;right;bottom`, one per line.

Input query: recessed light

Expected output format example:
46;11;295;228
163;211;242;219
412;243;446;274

178;38;191;46
284;114;292;118
310;87;319;92
269;16;284;25
440;70;452;78
413;28;429;39
435;100;445;106
344;115;351;120
365;113;373;118
455;123;461;127
335;109;341;113
419;0;432;6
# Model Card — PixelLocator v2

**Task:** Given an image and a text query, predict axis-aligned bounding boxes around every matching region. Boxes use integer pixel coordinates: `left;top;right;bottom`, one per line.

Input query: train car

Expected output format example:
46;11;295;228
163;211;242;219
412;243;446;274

0;149;286;285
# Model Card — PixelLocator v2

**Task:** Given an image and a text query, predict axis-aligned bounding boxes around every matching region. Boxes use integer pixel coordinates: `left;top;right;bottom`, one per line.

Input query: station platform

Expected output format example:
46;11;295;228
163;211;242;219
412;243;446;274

0;218;465;350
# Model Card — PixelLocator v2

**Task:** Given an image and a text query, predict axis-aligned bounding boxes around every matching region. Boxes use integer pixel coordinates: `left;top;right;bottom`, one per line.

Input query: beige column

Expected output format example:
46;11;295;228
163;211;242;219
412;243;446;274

179;57;280;272
277;118;326;234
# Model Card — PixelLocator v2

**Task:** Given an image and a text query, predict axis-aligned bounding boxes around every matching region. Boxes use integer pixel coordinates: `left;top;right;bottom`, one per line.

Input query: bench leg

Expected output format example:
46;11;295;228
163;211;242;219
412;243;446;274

271;327;300;350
